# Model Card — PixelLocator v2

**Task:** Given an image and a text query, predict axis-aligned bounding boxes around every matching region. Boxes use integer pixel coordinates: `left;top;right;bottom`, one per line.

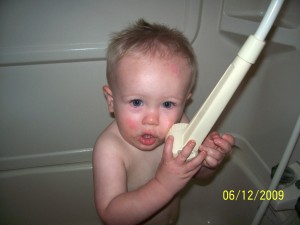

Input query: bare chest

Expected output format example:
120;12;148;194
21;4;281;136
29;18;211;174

126;148;162;192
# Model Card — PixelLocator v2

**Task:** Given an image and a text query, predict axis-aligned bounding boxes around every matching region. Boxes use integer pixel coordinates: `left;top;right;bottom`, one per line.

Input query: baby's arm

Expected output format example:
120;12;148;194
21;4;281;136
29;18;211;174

93;135;206;225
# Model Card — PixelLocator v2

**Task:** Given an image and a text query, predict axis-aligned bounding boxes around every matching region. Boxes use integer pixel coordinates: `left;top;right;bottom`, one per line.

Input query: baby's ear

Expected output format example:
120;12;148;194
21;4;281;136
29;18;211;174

103;85;114;113
185;92;193;106
187;92;192;100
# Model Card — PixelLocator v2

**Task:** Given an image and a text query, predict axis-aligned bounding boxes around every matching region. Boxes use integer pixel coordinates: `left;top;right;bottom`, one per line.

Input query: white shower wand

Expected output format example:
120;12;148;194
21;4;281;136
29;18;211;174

167;0;285;161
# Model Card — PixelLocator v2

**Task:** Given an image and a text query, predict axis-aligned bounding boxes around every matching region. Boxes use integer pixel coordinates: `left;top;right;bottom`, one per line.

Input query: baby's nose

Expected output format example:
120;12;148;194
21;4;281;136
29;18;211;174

142;110;159;125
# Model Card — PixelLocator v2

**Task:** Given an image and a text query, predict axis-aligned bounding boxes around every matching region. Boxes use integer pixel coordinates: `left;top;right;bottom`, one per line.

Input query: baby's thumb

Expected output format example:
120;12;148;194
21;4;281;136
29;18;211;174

163;135;174;160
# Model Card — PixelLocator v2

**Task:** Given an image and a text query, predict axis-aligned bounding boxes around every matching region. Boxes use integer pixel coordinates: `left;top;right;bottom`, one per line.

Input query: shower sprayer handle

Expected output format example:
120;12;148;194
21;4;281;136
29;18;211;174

167;123;199;161
168;35;265;161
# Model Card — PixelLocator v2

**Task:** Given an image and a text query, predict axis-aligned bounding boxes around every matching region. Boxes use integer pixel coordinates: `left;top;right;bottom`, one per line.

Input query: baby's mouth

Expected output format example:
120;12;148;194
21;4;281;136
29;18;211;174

143;134;153;139
139;134;157;146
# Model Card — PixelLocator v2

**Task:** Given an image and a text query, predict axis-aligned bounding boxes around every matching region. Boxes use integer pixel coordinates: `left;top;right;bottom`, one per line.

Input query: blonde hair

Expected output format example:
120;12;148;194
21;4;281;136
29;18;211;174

106;19;198;90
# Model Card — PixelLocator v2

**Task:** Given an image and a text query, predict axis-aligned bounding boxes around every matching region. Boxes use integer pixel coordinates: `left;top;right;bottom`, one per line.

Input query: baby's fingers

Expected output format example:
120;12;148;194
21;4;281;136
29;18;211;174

214;134;234;154
187;150;206;171
222;134;235;145
200;145;225;168
176;140;196;163
177;141;206;172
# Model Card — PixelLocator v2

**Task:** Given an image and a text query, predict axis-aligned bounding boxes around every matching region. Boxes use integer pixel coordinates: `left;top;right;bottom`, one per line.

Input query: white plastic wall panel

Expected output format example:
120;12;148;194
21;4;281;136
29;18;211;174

0;1;202;225
0;0;201;65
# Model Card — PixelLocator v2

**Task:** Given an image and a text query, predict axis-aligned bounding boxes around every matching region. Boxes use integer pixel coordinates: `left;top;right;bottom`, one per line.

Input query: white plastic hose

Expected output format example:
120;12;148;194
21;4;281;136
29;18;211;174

255;0;285;40
251;114;300;225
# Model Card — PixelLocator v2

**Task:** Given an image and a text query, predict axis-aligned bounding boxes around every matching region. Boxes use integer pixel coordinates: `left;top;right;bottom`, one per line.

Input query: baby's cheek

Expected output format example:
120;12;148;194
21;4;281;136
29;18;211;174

161;119;176;134
126;118;138;130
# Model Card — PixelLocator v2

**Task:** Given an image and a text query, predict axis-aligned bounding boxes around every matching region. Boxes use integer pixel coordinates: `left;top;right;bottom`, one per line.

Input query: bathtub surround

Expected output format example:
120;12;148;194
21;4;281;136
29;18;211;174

1;0;299;224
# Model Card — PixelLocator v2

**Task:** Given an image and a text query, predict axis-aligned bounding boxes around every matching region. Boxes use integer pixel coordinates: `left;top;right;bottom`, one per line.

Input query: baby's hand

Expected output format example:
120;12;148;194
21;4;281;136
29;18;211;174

200;131;235;169
155;136;206;196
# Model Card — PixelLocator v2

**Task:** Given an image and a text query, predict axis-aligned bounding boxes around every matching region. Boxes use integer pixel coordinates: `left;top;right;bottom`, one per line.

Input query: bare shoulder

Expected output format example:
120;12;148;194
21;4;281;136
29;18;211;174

93;121;127;163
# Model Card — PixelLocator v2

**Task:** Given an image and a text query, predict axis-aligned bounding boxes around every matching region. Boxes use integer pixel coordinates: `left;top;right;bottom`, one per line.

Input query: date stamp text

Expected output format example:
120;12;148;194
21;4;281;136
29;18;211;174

222;189;284;201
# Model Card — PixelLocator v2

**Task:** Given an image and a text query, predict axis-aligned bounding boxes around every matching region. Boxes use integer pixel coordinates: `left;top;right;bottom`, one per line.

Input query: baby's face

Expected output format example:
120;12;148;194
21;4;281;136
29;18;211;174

110;54;192;151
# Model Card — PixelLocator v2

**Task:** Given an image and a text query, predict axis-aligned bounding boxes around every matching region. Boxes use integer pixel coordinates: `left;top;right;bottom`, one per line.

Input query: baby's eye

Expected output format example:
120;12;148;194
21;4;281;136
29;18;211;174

162;101;175;109
130;99;143;107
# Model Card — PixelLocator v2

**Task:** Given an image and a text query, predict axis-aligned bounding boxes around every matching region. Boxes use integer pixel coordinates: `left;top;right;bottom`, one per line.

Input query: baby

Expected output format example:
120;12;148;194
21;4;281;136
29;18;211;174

93;19;234;225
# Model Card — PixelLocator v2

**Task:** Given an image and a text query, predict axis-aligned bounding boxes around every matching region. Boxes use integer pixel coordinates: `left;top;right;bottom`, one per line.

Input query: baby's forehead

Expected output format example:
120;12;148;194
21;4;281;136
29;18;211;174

117;53;191;77
112;53;193;91
119;51;190;68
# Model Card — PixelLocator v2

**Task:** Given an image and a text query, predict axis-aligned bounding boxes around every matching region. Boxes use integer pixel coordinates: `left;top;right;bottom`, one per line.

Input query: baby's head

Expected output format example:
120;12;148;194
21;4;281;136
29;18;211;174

104;19;198;150
106;19;198;92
